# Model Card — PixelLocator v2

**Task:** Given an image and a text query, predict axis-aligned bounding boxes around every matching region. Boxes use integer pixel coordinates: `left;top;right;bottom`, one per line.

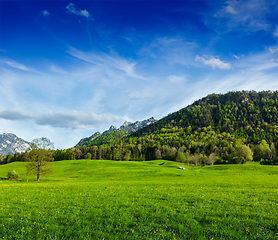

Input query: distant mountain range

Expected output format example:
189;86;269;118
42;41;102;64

0;118;157;155
76;117;156;146
0;133;30;156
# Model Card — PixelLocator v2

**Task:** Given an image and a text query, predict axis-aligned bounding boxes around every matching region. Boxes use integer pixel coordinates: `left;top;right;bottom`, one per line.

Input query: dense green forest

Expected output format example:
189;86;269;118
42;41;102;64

1;90;278;165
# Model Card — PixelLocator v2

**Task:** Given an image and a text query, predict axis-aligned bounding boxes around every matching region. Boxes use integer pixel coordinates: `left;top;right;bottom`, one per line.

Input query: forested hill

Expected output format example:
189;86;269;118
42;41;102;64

4;90;278;165
133;90;278;140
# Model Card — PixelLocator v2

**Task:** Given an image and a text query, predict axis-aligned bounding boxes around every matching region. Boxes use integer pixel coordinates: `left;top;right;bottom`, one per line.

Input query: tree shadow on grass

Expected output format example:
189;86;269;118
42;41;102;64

0;177;8;180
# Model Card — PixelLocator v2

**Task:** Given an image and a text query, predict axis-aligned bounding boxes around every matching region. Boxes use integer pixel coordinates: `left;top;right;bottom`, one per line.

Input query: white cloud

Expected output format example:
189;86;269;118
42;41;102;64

273;26;278;38
66;3;91;18
226;5;237;14
233;55;240;59
42;10;49;17
0;109;35;121
211;0;271;32
195;55;232;70
269;47;278;54
0;109;130;130
168;75;186;84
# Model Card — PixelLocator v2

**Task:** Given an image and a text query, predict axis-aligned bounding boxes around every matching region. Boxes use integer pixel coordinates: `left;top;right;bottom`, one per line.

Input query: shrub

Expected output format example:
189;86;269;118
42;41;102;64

85;153;92;160
7;170;19;180
260;157;278;165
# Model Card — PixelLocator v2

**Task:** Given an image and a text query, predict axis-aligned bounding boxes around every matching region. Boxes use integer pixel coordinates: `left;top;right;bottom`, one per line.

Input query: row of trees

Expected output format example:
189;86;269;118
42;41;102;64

2;131;278;182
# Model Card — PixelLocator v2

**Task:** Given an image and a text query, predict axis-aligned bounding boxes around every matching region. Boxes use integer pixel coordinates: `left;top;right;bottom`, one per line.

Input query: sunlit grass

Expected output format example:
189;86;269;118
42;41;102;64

0;160;278;239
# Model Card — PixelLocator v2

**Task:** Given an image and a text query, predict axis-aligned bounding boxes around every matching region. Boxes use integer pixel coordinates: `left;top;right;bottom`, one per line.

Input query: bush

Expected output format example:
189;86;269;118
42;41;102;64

84;153;92;160
260;157;278;165
7;170;19;180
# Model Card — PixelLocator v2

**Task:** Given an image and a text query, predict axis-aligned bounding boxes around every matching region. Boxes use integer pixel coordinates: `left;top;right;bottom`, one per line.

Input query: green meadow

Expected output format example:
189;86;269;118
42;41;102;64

0;160;277;239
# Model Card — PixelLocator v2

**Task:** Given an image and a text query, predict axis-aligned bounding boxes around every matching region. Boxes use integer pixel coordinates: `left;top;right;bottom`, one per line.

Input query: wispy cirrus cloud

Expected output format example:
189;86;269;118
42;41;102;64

0;109;130;129
195;55;231;70
210;0;277;32
273;26;278;38
168;75;187;84
3;60;36;72
68;47;146;80
66;3;91;18
122;90;153;99
140;36;198;66
268;47;278;54
225;4;237;15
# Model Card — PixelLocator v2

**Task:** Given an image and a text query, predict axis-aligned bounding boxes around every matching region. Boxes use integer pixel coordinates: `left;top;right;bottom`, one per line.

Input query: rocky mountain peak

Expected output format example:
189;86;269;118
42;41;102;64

103;125;117;134
122;121;132;127
76;117;157;146
0;133;30;156
76;131;102;146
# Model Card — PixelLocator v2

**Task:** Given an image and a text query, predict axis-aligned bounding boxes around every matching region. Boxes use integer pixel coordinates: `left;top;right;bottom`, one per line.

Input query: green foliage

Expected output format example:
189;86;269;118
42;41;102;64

133;90;278;142
81;130;128;147
26;137;55;181
176;151;186;166
207;153;216;165
5;154;14;164
6;169;19;180
30;137;54;150
260;156;278;165
233;145;253;164
84;152;92;159
26;149;54;181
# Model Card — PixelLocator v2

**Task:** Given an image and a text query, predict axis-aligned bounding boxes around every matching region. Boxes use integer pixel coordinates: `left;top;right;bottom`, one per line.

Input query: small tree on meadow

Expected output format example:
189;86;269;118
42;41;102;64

208;153;216;165
193;154;200;166
234;145;253;163
185;150;191;166
26;137;54;182
155;149;162;159
176;151;186;168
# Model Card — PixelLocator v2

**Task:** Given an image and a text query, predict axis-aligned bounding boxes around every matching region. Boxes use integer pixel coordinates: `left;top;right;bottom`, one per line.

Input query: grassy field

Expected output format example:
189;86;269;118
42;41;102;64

0;160;277;239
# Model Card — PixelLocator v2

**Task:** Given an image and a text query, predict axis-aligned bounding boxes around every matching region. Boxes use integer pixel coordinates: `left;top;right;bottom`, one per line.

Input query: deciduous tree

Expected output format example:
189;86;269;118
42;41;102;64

234;145;253;164
26;137;54;182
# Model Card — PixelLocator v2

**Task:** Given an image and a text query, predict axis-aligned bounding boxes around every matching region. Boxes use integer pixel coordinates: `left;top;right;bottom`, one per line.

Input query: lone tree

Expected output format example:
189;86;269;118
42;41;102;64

26;137;54;182
207;153;216;165
234;145;253;164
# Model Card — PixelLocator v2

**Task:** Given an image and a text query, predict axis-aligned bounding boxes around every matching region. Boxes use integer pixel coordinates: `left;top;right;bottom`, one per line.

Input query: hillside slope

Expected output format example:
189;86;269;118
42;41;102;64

57;90;277;163
80;130;129;147
133;90;278;140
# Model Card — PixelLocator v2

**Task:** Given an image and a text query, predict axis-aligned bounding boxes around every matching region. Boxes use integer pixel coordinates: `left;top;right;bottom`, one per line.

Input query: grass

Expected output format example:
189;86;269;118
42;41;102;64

0;160;278;239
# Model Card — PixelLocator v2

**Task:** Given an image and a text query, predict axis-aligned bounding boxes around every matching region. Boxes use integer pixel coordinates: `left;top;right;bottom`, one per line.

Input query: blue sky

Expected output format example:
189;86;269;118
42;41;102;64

1;0;278;149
